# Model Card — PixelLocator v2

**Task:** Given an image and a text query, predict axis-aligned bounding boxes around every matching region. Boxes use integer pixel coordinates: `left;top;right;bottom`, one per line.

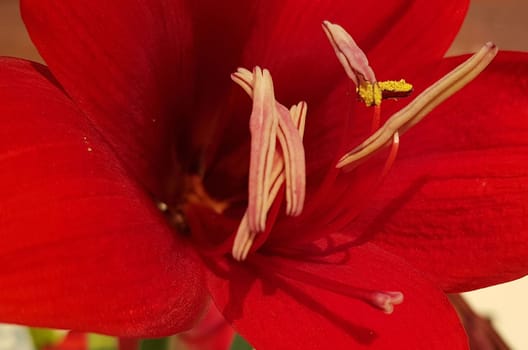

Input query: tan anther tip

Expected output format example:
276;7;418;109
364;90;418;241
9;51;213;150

485;41;496;49
484;42;498;58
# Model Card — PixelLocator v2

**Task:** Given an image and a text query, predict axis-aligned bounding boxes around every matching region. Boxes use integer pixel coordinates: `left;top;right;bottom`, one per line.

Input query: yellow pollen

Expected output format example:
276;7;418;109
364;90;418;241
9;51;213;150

357;79;413;107
357;82;382;107
378;79;413;96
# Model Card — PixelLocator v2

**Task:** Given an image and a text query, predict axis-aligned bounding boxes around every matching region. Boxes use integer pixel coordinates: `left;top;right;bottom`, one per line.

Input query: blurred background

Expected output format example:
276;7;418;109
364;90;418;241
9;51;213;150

1;0;527;349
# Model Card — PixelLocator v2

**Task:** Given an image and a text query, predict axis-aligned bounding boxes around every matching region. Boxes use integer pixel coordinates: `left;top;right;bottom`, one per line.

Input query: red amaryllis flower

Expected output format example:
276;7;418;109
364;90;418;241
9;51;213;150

1;0;528;349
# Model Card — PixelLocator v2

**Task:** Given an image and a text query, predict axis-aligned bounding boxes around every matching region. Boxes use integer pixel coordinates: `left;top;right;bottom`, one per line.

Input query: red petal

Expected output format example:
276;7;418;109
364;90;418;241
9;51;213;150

179;301;235;350
206;241;468;350
0;59;206;336
352;52;528;292
20;0;192;196
193;0;469;198
189;0;468;103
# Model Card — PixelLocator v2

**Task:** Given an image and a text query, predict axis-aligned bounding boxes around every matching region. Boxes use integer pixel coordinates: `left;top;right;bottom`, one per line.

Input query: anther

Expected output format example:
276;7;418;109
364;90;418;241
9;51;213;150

370;291;404;314
263;258;405;315
379;80;413;100
322;20;376;86
231;68;307;261
247;67;278;233
337;42;498;168
323;20;412;107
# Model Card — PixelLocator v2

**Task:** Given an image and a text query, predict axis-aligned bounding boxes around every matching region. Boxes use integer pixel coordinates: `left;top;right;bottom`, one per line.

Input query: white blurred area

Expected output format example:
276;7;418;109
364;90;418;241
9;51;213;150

463;277;528;350
0;325;34;350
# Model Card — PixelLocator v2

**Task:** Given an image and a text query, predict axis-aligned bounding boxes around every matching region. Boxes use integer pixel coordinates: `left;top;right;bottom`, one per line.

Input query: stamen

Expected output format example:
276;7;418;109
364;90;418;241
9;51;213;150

337;42;498;168
260;258;404;314
231;68;307;261
323;20;412;107
381;132;400;178
379;79;413;99
247;67;279;233
276;103;306;216
290;101;307;138
232;69;306;216
322;20;376;86
358;82;382;107
370;291;404;314
232;214;252;261
371;105;381;131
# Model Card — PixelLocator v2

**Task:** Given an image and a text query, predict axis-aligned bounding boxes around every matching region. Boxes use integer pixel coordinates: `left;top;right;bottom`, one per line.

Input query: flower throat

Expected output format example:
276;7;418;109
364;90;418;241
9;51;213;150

160;20;497;315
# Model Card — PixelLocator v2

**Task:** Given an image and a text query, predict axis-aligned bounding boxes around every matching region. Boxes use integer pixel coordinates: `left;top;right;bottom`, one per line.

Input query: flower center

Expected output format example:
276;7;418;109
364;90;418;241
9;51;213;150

157;174;230;235
155;20;498;318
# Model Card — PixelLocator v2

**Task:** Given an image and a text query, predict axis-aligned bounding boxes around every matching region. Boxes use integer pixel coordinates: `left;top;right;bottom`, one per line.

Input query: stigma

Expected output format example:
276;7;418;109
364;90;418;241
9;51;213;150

231;67;307;261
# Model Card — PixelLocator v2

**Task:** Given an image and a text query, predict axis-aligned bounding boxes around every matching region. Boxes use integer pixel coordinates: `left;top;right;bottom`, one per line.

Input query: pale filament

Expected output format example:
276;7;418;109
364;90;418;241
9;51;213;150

232;101;307;261
231;67;307;261
264;257;405;314
232;68;306;216
248;67;277;232
322;20;376;86
337;42;498;168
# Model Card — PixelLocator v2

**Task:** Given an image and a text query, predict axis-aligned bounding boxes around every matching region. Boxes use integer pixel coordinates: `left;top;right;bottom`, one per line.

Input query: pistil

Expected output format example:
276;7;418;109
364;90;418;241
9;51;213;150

231;67;307;261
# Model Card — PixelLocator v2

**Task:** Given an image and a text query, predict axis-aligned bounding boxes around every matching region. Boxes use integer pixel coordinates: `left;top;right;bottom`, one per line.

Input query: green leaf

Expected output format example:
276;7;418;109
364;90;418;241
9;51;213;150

88;334;118;350
230;334;253;350
140;338;170;350
29;328;66;349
